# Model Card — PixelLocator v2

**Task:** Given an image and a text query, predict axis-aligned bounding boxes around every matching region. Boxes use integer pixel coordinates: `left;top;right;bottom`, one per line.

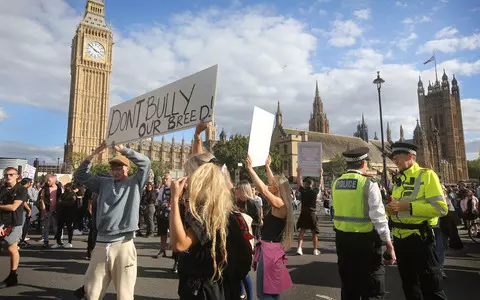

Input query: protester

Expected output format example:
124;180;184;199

295;168;322;256
235;180;261;241
461;189;479;237
0;167;29;288
155;173;172;258
19;178;34;248
74;141;151;300
246;154;294;299
51;183;77;248
38;174;63;248
141;182;157;238
170;152;252;299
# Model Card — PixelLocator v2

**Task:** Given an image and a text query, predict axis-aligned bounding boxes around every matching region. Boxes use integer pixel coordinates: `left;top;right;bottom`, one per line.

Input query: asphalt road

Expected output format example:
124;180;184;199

0;217;479;299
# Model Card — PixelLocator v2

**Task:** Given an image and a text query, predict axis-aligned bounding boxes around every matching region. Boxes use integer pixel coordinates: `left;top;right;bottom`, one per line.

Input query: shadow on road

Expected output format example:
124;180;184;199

1;283;177;300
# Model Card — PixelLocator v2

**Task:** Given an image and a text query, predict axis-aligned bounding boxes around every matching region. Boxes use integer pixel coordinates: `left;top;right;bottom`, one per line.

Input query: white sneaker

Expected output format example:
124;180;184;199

24;237;30;241
64;243;73;248
73;229;83;236
313;249;321;256
50;243;62;249
296;248;303;256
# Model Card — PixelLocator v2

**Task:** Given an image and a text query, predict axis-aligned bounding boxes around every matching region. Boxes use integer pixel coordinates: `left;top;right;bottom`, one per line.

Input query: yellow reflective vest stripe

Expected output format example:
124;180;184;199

390;163;448;239
332;172;374;233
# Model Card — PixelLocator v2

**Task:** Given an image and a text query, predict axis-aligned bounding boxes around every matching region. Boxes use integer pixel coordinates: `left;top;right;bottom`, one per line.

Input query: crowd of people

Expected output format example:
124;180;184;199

1;121;479;300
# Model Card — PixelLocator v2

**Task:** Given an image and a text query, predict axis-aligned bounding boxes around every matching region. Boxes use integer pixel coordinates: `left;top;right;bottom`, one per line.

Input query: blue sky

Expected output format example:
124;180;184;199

0;0;479;164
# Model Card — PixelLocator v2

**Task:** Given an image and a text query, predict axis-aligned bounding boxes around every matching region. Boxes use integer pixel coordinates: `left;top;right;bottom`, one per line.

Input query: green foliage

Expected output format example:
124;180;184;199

213;134;281;184
150;160;172;185
71;152;88;169
467;159;480;180
89;163;111;175
326;154;347;176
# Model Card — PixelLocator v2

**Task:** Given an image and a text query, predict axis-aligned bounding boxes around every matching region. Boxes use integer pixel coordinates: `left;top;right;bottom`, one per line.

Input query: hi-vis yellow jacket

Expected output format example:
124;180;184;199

390;162;448;239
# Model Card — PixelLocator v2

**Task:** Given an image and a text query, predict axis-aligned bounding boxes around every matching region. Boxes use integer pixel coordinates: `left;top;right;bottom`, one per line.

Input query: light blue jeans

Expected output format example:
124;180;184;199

434;227;447;267
241;273;253;299
257;248;280;300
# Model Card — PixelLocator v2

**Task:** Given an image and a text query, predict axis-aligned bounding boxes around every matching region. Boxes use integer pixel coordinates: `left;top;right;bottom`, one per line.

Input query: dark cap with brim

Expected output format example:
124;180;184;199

342;147;370;162
390;142;418;158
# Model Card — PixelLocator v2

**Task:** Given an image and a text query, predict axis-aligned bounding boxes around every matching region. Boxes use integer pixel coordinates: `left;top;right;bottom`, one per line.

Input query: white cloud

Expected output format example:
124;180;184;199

418;33;480;54
397;33;418;51
318;9;327;16
353;9;371;20
461;98;480;134
342;48;384;69
395;1;407;7
435;26;459;39
1;0;480;162
402;15;431;25
0;107;7;123
0;141;63;164
328;19;363;47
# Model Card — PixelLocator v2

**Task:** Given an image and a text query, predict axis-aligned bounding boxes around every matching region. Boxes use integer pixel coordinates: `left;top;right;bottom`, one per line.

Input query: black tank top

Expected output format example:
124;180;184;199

261;212;286;242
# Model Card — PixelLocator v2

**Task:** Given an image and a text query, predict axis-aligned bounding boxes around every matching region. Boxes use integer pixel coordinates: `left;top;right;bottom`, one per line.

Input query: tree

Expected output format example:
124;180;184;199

213;134;280;184
326;154;347;177
71;152;88;169
151;161;172;185
468;159;480;180
89;163;111;175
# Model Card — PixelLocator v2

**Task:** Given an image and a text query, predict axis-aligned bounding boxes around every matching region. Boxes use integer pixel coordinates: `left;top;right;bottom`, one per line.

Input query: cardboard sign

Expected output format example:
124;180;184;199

22;164;36;179
247;106;275;167
106;65;218;144
298;142;322;177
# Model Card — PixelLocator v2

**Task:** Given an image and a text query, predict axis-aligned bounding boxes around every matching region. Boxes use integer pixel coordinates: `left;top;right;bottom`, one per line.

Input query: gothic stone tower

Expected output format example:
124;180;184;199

64;0;113;171
417;71;468;181
309;81;329;133
353;114;369;142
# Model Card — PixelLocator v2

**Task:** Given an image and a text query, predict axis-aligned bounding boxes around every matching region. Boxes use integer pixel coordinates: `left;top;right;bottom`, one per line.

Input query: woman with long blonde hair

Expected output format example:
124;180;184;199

246;154;294;299
170;151;253;300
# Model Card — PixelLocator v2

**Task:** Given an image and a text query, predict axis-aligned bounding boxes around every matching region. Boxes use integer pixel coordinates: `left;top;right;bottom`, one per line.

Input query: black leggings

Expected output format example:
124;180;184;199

56;208;75;244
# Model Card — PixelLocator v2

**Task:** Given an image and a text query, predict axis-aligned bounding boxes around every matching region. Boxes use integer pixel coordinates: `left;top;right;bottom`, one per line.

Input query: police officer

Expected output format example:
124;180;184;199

332;147;396;300
387;142;448;300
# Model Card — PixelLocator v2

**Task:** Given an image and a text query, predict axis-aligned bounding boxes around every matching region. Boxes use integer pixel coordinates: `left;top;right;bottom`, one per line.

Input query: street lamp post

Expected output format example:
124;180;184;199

57;157;60;174
373;71;388;190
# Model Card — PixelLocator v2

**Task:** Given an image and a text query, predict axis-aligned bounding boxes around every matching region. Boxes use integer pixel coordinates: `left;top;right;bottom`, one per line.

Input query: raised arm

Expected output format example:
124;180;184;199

319;168;324;190
74;142;108;193
296;168;303;188
246;155;285;209
169;177;197;252
192;121;210;155
265;155;275;186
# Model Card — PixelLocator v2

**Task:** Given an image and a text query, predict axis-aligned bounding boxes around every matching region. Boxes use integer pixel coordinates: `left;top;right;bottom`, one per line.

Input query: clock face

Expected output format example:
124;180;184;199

86;41;105;59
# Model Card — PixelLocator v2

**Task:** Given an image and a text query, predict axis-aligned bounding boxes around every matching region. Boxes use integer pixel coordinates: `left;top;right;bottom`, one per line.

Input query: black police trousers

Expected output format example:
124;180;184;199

394;234;448;300
335;230;385;300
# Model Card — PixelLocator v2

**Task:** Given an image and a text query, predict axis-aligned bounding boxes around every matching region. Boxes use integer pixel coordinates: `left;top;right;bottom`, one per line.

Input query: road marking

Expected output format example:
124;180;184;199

316;295;336;300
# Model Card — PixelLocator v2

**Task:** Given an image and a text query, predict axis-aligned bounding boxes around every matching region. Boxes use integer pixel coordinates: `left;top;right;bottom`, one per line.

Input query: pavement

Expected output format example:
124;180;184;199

0;216;479;300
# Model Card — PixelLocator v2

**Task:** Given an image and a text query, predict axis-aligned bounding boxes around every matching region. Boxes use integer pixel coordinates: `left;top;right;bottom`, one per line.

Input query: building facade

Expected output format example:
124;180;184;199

64;0;113;171
417;71;468;182
308;81;330;133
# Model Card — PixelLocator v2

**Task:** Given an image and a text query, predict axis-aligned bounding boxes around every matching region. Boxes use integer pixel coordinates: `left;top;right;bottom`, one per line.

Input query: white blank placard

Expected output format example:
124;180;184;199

247;106;275;167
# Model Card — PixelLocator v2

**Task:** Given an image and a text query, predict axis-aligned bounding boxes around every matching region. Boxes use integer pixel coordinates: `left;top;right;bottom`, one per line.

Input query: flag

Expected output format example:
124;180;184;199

423;55;435;65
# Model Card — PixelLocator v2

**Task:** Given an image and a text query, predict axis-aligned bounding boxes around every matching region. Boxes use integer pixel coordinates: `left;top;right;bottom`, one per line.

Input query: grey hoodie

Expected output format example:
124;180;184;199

74;148;151;242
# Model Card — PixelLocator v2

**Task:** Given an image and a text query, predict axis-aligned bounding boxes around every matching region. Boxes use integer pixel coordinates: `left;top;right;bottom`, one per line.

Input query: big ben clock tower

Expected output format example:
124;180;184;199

64;0;113;171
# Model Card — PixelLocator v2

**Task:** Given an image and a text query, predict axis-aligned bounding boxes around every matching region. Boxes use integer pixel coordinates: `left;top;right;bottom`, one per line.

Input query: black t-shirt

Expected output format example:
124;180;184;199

0;183;29;226
299;186;319;213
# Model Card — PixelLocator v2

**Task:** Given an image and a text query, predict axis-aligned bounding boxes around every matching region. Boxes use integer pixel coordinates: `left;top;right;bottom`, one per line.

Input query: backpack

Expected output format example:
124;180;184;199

224;212;253;281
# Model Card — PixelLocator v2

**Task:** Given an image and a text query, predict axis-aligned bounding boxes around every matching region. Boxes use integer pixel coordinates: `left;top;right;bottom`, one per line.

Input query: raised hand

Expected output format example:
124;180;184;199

266;155;271;168
113;143;125;152
195;120;211;135
246;155;253;170
171;177;188;201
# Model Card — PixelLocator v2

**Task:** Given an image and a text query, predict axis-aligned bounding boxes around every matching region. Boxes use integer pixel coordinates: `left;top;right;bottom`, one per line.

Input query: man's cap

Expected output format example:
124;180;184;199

390;142;418;157
342;147;369;162
109;154;130;167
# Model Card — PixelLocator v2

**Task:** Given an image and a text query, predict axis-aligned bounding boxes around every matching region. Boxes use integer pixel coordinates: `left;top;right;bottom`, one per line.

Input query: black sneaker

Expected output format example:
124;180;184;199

162;250;167;258
0;273;18;289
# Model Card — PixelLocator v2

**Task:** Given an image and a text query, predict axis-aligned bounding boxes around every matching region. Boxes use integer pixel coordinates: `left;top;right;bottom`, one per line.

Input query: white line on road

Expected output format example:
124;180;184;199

316;295;336;300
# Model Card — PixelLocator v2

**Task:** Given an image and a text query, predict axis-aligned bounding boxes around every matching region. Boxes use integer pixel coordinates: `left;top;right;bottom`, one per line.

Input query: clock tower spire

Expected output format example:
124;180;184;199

64;0;113;171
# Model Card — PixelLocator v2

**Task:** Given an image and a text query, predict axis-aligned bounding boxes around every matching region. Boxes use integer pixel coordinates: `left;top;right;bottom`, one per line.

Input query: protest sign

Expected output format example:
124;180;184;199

297;142;322;177
106;65;218;144
247;106;275;167
22;164;36;179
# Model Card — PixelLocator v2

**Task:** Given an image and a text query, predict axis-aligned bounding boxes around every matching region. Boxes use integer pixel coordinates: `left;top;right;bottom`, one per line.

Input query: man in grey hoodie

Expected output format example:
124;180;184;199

74;142;150;300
